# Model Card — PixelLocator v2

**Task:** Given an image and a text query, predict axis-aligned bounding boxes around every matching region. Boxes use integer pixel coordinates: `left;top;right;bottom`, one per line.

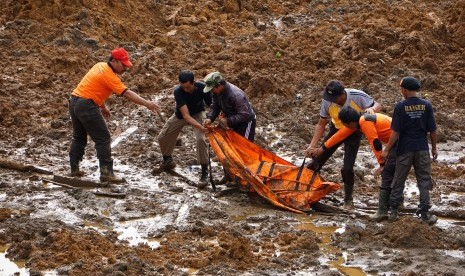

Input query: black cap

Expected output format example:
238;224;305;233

400;76;421;91
323;80;345;102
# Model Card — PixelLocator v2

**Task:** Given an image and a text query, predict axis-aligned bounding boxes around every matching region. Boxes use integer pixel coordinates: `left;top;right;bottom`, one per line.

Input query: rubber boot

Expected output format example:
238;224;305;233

343;184;354;209
388;208;398;222
152;156;176;175
216;169;232;186
200;164;208;182
420;211;438;225
342;169;355;209
100;159;126;184
197;164;209;189
370;190;390;222
70;158;84;177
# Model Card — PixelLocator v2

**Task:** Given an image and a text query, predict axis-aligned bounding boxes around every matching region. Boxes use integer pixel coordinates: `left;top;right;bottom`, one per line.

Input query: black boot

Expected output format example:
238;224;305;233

196;164;209;189
370;189;390;222
343;184;354;209
342;169;355;209
200;164;208;181
420;211;438;225
70;158;84;177
216;170;232;185
388;208;398;222
152;156;176;175
99;159;126;184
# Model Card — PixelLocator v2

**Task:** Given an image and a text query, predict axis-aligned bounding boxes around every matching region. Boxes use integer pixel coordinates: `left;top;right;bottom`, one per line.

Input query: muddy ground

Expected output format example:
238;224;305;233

1;0;465;275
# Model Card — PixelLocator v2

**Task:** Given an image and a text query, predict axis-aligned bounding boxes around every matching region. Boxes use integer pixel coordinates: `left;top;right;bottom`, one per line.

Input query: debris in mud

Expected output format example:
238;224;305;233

0;158;53;175
333;217;456;250
1;0;465;275
51;175;109;188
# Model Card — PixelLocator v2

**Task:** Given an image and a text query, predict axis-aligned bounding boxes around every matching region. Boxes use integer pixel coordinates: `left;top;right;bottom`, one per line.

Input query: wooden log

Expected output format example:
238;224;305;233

311;202;348;214
52;175;108;188
43;179;126;198
42;179;76;189
214;187;240;197
0;158;53;175
167;168;198;187
93;191;126;199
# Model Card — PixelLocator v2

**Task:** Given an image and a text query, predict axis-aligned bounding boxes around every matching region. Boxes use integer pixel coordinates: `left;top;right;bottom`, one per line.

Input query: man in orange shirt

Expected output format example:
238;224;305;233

69;48;159;183
311;106;395;221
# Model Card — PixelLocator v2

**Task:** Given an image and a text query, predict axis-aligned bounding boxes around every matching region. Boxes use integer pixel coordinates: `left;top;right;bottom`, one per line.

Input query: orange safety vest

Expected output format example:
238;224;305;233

324;113;392;164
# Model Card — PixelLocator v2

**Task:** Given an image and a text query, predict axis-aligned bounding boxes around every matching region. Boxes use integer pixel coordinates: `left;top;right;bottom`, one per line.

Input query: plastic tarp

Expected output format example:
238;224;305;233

207;127;341;213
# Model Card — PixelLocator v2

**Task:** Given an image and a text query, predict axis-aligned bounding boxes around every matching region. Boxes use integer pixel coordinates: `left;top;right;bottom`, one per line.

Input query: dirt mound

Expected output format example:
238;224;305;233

449;1;465;47
385;217;444;249
0;208;14;222
0;212;322;275
334;217;455;250
2;0;465;143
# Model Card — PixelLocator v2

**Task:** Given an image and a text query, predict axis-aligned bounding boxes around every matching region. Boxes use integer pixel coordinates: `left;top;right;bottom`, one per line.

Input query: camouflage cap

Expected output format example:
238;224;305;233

203;71;224;93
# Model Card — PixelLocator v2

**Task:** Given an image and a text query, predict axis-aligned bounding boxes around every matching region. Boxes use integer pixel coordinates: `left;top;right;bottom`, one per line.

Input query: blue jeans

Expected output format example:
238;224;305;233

68;95;111;163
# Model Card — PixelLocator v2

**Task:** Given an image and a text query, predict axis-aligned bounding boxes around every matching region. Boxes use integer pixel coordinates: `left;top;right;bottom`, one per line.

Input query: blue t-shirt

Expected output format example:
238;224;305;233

174;81;212;119
391;97;436;155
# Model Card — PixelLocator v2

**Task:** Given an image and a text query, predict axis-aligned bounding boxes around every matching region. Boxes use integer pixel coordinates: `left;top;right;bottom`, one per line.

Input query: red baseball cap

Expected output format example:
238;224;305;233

111;48;133;67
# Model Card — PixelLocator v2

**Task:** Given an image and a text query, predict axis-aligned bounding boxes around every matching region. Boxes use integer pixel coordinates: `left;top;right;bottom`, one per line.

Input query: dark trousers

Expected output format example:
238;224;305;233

308;123;362;198
69;95;111;163
232;118;256;142
381;145;397;191
389;150;433;212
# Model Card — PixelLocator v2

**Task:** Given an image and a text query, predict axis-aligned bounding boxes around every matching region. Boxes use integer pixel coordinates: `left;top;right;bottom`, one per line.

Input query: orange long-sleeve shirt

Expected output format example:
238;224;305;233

324;113;392;165
72;62;127;106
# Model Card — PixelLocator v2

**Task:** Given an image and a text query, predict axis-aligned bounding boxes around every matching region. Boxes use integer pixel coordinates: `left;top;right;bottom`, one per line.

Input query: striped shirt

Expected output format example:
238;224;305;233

319;89;375;129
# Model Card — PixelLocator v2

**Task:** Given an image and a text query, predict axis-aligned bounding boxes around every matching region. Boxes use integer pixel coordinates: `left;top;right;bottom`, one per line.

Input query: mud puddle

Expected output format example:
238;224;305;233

230;205;367;275
0;257;27;276
295;215;367;276
0;245;27;276
0;257;57;276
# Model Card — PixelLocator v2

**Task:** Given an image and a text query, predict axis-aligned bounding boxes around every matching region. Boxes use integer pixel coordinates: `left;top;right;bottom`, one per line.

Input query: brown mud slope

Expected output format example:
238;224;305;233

1;0;465;143
1;0;465;275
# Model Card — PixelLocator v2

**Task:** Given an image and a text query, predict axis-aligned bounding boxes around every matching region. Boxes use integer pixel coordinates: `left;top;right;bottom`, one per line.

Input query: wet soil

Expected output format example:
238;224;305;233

1;0;465;275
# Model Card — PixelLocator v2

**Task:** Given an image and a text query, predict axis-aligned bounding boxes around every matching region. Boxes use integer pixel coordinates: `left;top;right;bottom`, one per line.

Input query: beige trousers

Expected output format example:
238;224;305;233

157;112;208;165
